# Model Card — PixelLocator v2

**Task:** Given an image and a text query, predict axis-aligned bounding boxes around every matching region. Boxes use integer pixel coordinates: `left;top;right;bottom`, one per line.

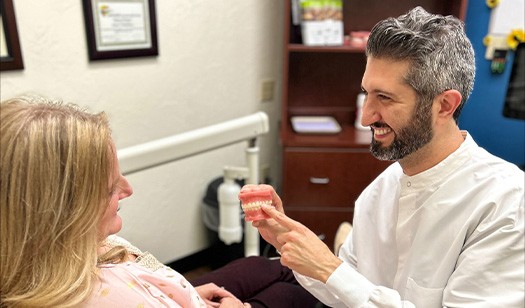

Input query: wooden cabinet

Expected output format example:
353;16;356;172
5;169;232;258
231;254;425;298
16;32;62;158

280;0;467;251
283;147;389;249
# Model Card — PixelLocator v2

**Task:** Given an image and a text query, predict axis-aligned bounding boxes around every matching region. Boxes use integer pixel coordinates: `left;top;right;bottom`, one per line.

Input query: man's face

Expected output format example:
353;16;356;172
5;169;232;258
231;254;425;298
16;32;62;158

361;57;434;161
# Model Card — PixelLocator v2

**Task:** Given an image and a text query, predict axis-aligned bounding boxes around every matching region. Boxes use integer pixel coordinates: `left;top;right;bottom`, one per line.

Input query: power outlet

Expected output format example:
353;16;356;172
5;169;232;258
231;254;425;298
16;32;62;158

260;79;275;102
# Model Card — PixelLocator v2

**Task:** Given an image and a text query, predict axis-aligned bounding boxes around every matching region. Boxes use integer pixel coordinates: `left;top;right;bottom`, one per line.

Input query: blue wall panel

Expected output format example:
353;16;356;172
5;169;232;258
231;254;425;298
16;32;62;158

460;1;525;168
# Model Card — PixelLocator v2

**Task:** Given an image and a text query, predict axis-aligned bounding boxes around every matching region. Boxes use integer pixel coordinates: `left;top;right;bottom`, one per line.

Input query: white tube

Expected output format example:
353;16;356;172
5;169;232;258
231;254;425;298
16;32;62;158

118;112;269;175
246;146;259;185
244;145;260;256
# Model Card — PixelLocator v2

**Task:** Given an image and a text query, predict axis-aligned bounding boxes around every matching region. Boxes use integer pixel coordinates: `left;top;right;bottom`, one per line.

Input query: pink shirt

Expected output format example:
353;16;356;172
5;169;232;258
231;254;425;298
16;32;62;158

81;261;206;307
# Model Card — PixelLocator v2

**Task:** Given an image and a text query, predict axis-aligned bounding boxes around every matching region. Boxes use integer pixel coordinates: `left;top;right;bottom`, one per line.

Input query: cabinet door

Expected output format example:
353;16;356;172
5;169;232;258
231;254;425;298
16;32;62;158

282;148;389;208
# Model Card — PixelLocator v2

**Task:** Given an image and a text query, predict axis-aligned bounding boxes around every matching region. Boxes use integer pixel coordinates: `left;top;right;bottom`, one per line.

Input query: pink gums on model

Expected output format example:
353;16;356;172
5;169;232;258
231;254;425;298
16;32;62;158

238;187;272;221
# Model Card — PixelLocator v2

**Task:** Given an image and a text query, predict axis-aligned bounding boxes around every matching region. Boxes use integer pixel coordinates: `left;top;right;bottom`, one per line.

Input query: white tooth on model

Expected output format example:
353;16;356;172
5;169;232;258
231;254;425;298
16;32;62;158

241;200;272;211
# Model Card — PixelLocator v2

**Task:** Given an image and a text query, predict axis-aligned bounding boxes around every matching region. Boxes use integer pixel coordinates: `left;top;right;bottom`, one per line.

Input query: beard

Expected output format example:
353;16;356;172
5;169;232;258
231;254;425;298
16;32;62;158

370;101;433;161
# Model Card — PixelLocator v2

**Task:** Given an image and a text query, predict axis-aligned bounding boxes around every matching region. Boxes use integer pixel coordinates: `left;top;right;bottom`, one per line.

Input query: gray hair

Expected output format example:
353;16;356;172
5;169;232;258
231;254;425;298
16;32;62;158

366;6;475;122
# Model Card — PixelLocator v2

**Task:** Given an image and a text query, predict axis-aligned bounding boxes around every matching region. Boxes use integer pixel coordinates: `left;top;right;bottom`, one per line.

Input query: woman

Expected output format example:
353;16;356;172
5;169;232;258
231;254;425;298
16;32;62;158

0;95;318;307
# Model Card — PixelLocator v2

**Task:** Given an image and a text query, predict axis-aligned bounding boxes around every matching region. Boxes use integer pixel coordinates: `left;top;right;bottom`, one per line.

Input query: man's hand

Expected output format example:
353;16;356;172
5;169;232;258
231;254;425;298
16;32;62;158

252;216;289;252
242;184;288;251
260;203;343;283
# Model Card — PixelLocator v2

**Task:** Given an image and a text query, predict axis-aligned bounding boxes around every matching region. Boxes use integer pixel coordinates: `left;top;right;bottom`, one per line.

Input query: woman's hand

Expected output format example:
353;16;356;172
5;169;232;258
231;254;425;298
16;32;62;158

218;297;251;307
195;283;250;308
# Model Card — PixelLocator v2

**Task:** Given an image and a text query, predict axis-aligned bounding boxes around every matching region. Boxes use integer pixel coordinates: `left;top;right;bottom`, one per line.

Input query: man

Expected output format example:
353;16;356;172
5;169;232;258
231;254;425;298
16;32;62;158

248;6;524;307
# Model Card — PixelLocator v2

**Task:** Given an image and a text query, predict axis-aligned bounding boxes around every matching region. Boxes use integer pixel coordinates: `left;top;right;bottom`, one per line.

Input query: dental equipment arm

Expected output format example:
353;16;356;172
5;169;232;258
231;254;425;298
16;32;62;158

117;112;269;257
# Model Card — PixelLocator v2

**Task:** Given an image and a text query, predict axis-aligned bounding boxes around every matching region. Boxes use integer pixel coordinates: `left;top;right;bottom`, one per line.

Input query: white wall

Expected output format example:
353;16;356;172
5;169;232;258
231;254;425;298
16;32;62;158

0;0;284;263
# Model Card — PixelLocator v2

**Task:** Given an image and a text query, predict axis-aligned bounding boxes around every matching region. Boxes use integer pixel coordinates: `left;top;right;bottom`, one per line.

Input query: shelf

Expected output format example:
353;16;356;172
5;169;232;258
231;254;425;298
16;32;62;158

288;44;365;53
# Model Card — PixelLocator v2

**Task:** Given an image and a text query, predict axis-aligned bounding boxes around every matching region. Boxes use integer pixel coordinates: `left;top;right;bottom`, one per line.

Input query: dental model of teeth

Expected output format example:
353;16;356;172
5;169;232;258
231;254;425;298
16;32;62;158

238;187;273;221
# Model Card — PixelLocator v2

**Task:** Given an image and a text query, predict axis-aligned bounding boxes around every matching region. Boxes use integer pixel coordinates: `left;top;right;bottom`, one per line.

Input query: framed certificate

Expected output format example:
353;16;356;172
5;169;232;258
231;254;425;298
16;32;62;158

1;0;24;71
82;0;158;60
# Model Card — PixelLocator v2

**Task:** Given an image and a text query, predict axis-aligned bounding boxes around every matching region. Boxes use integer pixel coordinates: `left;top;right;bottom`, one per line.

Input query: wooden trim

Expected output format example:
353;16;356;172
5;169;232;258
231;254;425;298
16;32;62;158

0;0;24;71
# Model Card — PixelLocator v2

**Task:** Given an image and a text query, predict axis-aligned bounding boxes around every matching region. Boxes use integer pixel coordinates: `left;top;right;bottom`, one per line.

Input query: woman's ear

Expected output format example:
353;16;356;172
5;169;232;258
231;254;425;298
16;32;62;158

436;89;462;121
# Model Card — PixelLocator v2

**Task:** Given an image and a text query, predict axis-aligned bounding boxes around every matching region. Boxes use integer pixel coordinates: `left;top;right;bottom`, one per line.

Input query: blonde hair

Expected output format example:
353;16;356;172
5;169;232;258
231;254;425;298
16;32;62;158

0;96;114;307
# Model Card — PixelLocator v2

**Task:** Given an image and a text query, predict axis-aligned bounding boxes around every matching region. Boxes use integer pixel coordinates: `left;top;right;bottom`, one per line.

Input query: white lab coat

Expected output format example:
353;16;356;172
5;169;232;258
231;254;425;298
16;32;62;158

295;132;525;307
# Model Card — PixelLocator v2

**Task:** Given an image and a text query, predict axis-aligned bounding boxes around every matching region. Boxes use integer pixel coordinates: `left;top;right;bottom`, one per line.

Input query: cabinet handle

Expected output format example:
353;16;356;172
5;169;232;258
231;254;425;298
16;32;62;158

309;177;330;184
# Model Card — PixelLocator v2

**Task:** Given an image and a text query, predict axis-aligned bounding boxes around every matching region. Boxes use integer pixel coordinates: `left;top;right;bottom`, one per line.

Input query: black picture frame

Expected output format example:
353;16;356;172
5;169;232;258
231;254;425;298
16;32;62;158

0;0;24;71
82;0;158;61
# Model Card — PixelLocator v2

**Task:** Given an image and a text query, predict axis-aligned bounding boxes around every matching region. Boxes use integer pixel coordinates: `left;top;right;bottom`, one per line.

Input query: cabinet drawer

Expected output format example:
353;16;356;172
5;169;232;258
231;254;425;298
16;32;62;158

286;209;353;252
282;148;389;208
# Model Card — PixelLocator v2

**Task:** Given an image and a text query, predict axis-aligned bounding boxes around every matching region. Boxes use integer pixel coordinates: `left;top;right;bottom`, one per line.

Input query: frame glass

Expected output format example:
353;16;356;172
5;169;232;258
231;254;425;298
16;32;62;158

82;0;158;61
1;0;24;71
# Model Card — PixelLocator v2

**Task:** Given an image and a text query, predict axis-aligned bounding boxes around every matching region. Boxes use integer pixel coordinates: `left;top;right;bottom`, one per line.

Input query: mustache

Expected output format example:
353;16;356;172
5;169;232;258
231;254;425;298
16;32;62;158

371;122;390;128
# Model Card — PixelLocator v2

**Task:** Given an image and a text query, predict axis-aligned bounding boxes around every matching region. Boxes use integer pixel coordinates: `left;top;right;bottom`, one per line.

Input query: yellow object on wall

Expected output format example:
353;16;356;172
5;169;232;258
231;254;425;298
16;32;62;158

484;0;524;73
486;0;500;9
507;29;525;50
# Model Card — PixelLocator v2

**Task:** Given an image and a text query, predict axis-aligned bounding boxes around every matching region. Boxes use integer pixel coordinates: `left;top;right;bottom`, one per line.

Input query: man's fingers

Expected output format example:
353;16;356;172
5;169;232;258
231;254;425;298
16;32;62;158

261;204;299;230
251;219;264;228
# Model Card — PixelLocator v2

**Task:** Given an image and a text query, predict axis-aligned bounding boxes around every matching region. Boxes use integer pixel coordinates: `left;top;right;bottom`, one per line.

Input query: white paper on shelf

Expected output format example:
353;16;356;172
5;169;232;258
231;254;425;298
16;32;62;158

291;116;342;134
